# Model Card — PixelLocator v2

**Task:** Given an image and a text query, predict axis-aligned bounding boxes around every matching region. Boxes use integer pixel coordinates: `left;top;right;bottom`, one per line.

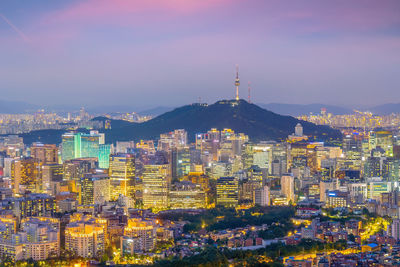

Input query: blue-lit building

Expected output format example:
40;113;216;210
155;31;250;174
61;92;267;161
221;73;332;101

98;144;111;169
61;132;110;168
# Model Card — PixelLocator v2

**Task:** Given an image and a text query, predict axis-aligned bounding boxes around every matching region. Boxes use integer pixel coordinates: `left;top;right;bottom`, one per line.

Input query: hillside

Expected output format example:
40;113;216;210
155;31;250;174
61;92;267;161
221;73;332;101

21;100;341;144
103;99;341;143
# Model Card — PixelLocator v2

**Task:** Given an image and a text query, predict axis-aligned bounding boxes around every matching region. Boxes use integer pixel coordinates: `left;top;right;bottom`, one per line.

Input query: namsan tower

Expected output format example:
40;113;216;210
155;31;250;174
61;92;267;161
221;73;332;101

235;64;240;101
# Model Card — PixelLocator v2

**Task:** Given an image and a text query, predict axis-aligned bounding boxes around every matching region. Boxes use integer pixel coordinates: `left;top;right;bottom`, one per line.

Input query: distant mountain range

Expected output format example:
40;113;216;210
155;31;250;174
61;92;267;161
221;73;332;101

138;106;174;116
1;98;399;116
21;100;341;144
0;100;38;113
257;103;353;117
365;103;400;115
0;99;172;116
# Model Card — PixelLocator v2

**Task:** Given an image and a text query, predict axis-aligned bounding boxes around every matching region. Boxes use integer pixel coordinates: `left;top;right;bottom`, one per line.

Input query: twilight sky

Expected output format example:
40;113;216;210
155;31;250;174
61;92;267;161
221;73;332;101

1;0;400;108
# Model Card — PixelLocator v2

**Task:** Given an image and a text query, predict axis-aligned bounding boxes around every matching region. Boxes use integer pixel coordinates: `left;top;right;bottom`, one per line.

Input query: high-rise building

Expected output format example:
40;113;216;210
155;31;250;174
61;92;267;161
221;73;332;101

216;176;238;207
121;218;156;254
364;157;382;177
109;153;136;200
376;130;394;157
390;219;400;240
20;217;60;260
0;217;17;241
81;173;110;205
295;123;303;137
251;143;272;170
325;190;349;208
367;178;392;200
169;181;206;209
158;129;187;151
30;143;59;164
1;194;56;219
65;214;107;258
61;133;75;162
115;141;135;154
41;164;63;194
281;173;295;203
0;217;60;261
63;158;97;182
136;140;156;155
288;124;308;142
253;185;270;206
11;157;42;194
171;147;191;181
382;158;400;181
61;132;107;163
98;144;111;169
80;132;100;158
320;180;337;202
142;164;170;210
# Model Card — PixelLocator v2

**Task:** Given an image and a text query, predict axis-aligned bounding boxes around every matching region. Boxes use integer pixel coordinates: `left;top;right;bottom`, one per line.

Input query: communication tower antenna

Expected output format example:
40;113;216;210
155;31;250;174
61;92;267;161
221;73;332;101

234;64;240;101
248;81;251;103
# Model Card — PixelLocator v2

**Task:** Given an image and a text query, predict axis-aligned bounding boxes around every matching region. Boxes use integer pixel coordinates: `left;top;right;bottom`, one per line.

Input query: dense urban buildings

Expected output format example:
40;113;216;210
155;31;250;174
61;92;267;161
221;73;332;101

0;101;400;266
2;0;399;265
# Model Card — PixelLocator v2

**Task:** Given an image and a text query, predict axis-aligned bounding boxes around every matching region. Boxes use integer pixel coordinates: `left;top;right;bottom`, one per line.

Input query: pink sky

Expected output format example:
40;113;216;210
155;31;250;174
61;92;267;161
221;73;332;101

0;0;399;107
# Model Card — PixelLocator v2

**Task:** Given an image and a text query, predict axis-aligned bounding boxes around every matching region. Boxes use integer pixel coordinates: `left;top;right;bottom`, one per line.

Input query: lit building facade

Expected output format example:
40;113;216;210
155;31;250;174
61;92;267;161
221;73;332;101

30;143;58;164
0;194;56;219
109;153;136;200
121;218;156;254
65;214;107;258
216;176;238;207
81;174;110;205
11;157;42;194
169;181;206;209
142;164;170;210
281;174;295;203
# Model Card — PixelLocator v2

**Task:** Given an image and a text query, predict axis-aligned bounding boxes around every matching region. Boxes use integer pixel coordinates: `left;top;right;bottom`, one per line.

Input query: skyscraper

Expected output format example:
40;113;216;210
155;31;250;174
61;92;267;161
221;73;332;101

109;153;136;200
30;143;59;164
63;158;97;182
98;144;111;169
11;158;42;194
158;129;188;151
171;147;191;181
216;176;238;207
81;173;110;205
281;173;295;203
61;133;75;162
142;164;170;210
61;132;106;163
390;219;400;240
41;164;63;194
80;132;100;158
254;185;270;206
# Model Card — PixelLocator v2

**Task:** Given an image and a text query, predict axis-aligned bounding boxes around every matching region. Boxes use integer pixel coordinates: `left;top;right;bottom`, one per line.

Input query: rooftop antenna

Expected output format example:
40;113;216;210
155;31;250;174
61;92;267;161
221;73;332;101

235;64;240;101
248;81;251;103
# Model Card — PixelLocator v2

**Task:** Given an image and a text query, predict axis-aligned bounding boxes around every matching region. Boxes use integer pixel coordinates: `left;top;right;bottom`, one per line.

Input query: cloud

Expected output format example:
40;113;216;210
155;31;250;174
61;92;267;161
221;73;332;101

40;0;227;26
0;0;400;106
0;14;30;42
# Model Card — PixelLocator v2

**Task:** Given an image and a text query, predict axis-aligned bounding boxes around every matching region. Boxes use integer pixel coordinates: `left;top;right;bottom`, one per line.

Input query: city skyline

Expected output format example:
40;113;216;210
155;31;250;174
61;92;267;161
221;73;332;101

1;0;400;107
2;1;400;266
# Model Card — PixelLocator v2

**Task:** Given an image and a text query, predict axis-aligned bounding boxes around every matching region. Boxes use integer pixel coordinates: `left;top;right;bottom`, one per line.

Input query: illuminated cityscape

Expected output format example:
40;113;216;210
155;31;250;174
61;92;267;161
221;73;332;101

0;104;399;266
1;0;400;266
